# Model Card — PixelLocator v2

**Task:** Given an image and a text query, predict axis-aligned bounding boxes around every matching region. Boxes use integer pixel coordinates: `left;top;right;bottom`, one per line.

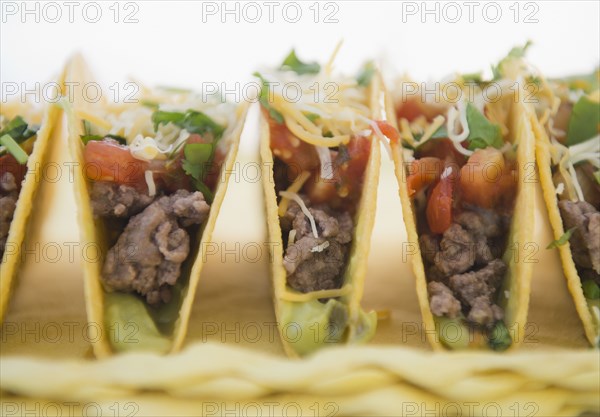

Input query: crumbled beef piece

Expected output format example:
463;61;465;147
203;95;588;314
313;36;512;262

467;297;504;327
428;281;461;318
473;235;494;265
455;208;502;238
419;234;440;264
559;200;600;274
284;237;347;292
1;172;18;193
426;265;447;283
421;208;509;328
282;197;353;293
0;172;19;258
449;259;507;327
449;259;506;305
91;181;155;218
436;224;476;276
101;190;210;305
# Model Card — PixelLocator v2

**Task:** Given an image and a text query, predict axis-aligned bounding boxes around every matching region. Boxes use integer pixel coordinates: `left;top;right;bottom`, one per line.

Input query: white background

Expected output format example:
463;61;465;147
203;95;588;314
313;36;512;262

2;1;599;85
2;0;599;149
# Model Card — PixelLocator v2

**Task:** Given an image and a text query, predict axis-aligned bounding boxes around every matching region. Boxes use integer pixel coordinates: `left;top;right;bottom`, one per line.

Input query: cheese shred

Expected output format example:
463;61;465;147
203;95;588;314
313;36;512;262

279;190;319;239
144;170;156;197
277;171;311;217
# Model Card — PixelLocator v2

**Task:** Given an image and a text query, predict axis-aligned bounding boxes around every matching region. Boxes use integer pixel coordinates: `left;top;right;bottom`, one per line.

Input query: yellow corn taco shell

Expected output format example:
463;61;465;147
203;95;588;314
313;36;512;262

0;73;64;322
260;72;384;357
527;101;599;347
64;54;248;357
386;82;535;351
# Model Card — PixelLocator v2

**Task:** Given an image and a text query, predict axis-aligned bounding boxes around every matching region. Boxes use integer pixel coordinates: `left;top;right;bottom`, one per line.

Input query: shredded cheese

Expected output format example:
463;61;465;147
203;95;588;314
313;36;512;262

447;101;470;142
287;229;297;247
279;284;352;302
144;171;156;197
277;171;311;217
311;241;330;253
130;135;168;161
416;115;445;147
76;110;112;131
315;146;334;180
279;191;319;239
324;40;344;76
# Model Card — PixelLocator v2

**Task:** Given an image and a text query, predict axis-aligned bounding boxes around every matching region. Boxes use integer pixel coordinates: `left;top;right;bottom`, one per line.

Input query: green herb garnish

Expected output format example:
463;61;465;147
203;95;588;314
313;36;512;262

141;100;159;110
465;103;503;150
492;41;532;80
462;72;483;83
415;125;449;143
582;280;600;300
253;72;284;124
357;61;376;87
547;227;577;249
0;116;38;144
304;113;320;123
594;170;600;185
488;321;512;351
280;49;321;75
566;94;600;146
0;134;28;164
555;70;600;93
152;110;225;138
181;143;215;202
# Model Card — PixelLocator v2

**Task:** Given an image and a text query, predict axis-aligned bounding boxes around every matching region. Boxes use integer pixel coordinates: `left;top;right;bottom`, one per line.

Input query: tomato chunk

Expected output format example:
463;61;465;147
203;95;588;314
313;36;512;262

407;157;443;196
426;164;456;234
375;121;400;144
268;113;319;180
396;97;447;123
84;140;148;187
304;136;371;210
459;147;516;209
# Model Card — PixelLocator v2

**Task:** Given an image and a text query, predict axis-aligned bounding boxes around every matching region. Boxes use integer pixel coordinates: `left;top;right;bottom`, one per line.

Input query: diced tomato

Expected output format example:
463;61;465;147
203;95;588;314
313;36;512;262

407;157;443;196
157;133;211;193
268;113;319;181
0;154;27;191
375;121;400;144
459;147;516;209
304;135;371;210
396;97;447;123
83;140;148;187
426;164;456;234
396;97;425;123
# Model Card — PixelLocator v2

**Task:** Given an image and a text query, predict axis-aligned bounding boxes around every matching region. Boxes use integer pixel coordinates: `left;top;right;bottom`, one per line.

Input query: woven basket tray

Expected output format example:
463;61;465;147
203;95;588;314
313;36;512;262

1;126;598;416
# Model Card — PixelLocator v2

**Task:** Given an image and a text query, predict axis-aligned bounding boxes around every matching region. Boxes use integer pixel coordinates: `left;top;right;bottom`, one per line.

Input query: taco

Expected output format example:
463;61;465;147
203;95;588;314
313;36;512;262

65;56;248;356
1;94;63;322
387;46;536;350
527;69;600;347
256;49;387;356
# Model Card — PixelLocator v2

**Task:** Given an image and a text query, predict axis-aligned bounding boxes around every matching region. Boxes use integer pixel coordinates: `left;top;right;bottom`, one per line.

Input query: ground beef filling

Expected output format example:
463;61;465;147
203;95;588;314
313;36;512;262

281;196;353;293
91;181;155;218
0;172;19;258
558;200;600;285
95;187;210;305
420;208;508;328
